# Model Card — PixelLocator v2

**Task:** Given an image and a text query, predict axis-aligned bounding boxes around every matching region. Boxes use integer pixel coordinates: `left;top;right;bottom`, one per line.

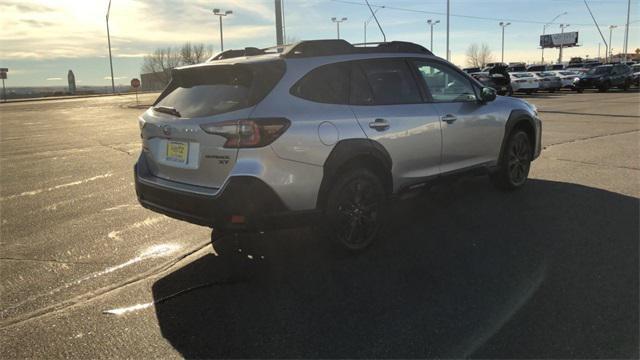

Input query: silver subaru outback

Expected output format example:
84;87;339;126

135;40;542;251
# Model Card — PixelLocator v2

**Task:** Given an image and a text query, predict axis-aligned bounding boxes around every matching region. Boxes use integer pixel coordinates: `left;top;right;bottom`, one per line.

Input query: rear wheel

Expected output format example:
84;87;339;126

490;130;532;190
576;88;584;93
325;168;387;252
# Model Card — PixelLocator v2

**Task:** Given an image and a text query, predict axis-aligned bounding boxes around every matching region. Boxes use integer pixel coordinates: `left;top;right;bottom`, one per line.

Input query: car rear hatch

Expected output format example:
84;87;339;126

139;60;285;191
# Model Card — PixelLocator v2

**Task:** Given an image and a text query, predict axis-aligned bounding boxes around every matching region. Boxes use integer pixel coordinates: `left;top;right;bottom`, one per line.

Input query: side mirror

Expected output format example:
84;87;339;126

480;87;497;102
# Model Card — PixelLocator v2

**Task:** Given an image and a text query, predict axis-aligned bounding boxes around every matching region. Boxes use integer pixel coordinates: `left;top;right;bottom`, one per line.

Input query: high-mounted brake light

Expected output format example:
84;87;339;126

200;118;290;148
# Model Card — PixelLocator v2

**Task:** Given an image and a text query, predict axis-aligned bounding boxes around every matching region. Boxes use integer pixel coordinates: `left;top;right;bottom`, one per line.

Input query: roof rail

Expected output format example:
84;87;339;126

209;40;435;61
281;39;433;58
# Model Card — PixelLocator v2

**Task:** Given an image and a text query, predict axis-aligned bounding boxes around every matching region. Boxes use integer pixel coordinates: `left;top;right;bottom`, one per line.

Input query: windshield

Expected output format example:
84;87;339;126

559;71;577;75
154;61;285;118
586;67;611;75
538;72;555;77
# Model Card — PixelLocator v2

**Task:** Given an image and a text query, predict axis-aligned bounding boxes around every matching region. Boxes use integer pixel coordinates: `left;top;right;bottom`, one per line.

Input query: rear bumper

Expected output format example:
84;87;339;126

134;155;318;231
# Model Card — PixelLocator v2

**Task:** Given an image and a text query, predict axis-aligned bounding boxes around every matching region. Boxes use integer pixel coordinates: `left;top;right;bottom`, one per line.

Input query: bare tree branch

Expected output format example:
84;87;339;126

466;43;494;68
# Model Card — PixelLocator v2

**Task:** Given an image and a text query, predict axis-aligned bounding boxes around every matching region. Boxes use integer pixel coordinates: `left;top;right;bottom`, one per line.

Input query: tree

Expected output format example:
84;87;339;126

180;42;214;65
141;47;181;85
141;43;213;85
466;43;494;68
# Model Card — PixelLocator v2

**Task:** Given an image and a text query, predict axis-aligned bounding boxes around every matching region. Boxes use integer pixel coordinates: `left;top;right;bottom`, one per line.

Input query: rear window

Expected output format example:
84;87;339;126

289;62;350;104
154;61;285;118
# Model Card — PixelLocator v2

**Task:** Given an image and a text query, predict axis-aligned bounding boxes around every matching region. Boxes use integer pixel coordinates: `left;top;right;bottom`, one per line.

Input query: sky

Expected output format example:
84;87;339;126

1;0;638;87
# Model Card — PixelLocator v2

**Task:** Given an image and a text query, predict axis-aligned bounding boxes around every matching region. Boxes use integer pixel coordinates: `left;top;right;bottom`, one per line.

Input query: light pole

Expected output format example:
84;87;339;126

332;17;347;39
364;7;382;46
623;0;631;62
499;22;511;63
558;24;570;63
213;8;233;52
427;19;440;52
608;25;617;61
106;0;115;94
542;11;567;63
446;0;450;61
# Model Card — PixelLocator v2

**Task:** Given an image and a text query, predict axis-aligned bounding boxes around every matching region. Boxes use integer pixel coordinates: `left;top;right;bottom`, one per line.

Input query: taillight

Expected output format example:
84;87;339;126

200;118;290;148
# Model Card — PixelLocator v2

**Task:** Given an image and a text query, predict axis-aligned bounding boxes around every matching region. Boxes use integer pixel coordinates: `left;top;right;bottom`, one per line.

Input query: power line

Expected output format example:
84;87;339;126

330;0;623;27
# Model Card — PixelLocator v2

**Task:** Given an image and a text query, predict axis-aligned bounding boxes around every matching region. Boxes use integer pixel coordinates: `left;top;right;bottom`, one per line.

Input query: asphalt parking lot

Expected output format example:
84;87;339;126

1;90;638;358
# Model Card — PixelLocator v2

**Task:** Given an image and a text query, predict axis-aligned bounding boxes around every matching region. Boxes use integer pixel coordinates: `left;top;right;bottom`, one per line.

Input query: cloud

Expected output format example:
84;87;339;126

46;77;62;81
104;76;127;80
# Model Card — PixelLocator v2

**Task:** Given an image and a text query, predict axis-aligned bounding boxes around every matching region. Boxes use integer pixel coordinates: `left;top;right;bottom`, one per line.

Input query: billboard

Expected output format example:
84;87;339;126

540;31;579;48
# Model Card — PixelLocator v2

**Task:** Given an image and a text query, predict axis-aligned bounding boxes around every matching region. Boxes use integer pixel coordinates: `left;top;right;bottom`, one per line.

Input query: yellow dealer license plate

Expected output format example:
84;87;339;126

166;141;188;164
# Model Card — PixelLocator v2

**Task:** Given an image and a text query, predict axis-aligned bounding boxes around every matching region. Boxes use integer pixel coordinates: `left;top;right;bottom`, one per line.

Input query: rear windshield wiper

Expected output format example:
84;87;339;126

153;106;181;118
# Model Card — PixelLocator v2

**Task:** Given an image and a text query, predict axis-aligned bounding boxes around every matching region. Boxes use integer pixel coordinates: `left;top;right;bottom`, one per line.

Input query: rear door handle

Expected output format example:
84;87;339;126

369;118;390;131
440;114;457;124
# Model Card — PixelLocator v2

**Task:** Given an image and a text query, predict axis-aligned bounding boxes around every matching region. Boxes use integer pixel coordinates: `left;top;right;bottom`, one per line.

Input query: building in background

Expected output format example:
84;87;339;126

67;70;76;94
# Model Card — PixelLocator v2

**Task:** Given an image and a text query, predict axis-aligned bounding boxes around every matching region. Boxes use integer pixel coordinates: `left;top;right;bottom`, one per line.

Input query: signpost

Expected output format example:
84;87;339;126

131;78;141;106
0;68;7;102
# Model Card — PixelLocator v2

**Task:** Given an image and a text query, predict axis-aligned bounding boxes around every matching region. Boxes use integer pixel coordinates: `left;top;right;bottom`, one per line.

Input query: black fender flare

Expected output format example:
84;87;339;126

497;109;537;164
316;139;392;209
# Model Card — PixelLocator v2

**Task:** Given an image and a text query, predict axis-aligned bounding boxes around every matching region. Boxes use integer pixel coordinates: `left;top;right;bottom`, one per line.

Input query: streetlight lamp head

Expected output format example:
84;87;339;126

331;17;336;21
506;22;511;26
342;17;347;21
435;20;440;24
225;10;232;15
499;21;504;26
213;8;220;14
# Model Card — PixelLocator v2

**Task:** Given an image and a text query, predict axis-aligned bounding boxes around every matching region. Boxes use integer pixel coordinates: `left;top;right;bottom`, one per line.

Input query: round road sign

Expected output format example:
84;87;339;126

130;78;141;88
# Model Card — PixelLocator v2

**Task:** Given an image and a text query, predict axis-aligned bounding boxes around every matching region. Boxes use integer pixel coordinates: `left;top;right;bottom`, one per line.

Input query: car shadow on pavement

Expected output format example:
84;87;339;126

151;177;639;359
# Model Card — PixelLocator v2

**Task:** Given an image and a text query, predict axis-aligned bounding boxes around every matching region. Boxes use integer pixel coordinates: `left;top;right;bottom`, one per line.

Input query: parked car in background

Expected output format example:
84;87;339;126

573;64;633;93
471;72;513;96
508;63;527;72
566;63;585;69
550;70;581;88
631;63;640;86
462;67;481;74
550;64;565;70
510;72;539;94
527;64;547;72
533;72;562;92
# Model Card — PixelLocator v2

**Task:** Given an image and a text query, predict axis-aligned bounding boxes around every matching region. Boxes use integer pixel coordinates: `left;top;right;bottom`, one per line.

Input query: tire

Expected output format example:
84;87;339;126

507;86;514;96
622;81;630;91
324;168;387;252
490;130;532;190
549;88;556;93
525;89;533;94
576;88;584;93
598;82;610;92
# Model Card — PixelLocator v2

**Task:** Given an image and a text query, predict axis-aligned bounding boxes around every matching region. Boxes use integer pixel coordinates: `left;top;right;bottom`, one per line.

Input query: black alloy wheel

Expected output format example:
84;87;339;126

326;169;386;252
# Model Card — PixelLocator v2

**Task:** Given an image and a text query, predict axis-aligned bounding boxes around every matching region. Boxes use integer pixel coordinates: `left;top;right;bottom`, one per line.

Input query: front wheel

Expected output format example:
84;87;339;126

598;82;610;92
325;168;387;252
490;130;532;190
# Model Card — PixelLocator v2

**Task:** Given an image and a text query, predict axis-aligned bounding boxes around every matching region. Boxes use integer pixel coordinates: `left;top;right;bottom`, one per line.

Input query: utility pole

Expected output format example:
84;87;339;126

446;0;450;61
275;0;283;46
558;24;570;64
331;17;347;39
106;0;115;94
608;25;617;62
598;42;601;60
213;8;233;52
364;7;382;46
542;12;568;64
427;19;440;52
499;22;511;63
623;0;631;62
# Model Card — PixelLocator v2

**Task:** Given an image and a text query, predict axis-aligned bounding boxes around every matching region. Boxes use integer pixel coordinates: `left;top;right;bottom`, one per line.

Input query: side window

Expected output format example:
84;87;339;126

413;61;478;103
357;59;422;105
349;63;374;105
290;62;349;104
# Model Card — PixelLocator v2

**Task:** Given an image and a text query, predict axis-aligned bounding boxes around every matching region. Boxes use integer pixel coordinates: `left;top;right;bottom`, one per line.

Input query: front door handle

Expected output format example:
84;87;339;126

369;118;390;131
440;114;457;124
